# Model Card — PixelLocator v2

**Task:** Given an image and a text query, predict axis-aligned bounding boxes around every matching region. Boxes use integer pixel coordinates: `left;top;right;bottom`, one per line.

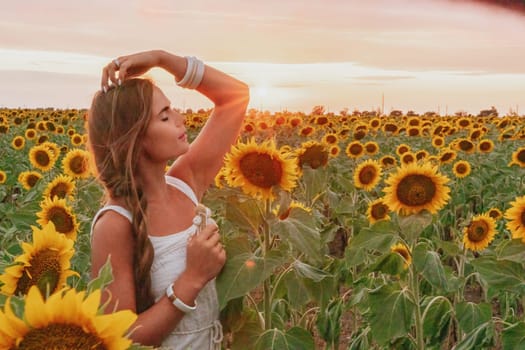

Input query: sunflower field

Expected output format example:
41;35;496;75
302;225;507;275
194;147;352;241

0;107;525;349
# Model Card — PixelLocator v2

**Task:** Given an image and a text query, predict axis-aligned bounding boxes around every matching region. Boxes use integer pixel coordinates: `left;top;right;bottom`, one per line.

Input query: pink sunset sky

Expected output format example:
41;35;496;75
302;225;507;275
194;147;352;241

1;0;524;115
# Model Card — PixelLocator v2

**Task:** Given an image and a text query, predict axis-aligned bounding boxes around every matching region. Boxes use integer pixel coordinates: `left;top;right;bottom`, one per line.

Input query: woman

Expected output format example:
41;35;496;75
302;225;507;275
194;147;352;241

88;50;249;349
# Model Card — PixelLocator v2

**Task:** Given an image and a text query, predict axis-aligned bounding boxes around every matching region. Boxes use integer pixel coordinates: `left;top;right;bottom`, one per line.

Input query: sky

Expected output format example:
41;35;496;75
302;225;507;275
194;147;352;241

1;0;524;115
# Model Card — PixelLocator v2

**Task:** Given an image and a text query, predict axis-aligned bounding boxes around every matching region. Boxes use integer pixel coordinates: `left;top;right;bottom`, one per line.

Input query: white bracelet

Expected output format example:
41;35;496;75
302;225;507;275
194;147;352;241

187;59;205;89
176;56;196;88
165;283;197;313
176;56;205;89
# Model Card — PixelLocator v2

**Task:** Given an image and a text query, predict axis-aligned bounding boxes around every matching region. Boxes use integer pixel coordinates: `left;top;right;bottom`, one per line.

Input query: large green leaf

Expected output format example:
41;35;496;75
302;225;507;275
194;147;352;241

366;252;405;276
454;321;495;350
224;195;264;232
229;309;264;350
345;223;397;267
397;210;433;243
455;301;492;334
502;321;525;350
496;239;525;263
316;298;343;347
300;166;327;205
367;283;414;345
273;209;323;263
422;296;453;344
255;326;315;350
470;256;525;292
216;251;285;309
413;242;448;291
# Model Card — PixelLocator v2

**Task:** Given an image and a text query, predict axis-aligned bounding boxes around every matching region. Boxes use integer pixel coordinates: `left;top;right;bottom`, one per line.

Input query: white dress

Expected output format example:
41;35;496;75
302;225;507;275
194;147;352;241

90;175;223;350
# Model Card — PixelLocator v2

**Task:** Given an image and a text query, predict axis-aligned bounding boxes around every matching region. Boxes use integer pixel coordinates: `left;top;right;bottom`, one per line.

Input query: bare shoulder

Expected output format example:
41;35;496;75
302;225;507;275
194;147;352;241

91;210;134;278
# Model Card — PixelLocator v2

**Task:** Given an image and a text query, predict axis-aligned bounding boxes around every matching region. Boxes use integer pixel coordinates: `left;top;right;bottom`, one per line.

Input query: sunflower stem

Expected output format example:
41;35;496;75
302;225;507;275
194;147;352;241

409;264;425;350
263;198;272;330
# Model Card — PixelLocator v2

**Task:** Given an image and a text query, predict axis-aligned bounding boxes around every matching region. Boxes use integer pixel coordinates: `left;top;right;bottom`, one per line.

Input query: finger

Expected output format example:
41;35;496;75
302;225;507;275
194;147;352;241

100;66;110;92
206;232;221;247
199;223;219;239
107;60;119;86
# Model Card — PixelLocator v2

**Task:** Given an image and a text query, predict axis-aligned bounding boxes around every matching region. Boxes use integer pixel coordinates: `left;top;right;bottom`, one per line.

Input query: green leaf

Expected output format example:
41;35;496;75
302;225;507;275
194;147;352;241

255;327;315;350
470;256;525;292
366;252;405;276
225;195;264;232
300;166;327;205
422;296;453;344
397;210;433;243
216;251;285;309
496;239;525;263
292;260;330;282
367;283;414;345
230;309;264;350
502;321;525;350
86;256;113;294
345;226;397;267
283;271;311;308
273;209;323;264
413;242;448;291
316;298;343;346
454;321;495;350
455;301;492;334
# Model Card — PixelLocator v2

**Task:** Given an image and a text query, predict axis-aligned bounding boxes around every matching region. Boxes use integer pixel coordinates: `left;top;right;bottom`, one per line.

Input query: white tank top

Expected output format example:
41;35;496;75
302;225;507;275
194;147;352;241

90;175;222;350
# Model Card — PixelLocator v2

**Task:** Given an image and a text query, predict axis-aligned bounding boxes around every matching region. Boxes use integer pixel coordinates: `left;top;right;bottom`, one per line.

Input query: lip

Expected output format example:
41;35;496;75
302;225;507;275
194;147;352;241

178;133;187;141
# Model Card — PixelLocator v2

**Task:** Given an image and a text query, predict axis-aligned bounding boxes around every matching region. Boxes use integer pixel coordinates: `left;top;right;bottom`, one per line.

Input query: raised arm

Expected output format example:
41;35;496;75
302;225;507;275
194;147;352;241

102;50;250;199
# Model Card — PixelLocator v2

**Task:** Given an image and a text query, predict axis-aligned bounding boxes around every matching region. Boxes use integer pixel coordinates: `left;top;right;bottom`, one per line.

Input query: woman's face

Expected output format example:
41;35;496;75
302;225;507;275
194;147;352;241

141;86;189;163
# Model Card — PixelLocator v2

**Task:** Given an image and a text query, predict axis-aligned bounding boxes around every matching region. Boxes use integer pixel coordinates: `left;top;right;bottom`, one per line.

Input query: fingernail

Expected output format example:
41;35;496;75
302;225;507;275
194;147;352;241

118;79;122;86
103;86;108;93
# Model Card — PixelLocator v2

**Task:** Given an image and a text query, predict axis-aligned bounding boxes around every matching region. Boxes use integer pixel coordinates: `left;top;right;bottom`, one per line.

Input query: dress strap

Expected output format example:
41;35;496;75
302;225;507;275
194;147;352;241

165;175;199;205
90;205;132;237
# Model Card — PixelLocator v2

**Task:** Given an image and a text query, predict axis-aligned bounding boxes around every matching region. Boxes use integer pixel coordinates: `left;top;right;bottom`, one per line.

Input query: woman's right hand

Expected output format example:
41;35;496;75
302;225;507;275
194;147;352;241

101;50;166;91
184;223;226;286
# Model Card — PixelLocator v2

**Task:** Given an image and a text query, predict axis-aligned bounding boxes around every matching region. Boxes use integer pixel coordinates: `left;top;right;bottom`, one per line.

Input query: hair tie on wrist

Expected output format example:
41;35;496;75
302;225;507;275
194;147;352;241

176;56;205;89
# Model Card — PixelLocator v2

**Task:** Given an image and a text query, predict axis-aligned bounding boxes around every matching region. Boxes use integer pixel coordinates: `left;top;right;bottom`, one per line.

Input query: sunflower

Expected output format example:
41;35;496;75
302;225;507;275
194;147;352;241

322;133;339;145
504;195;525;240
0;222;76;297
329;145;340;158
18;171;42;190
431;136;445;149
454;138;475;154
43;174;76;200
25;128;37;140
367;198;391;224
364;141;379;155
12;135;25;150
0;170;6;184
476;139;494;153
0;286;137;350
383;161;450;215
391;242;412;268
354;159;382;191
62;149;91;179
36;197;79;240
223;138;298;200
400;151;416;165
298;126;315;137
28;144;56;172
508;146;525;167
452;160;471;178
487;207;503;220
345;141;364;159
463;214;497;251
296;141;329;171
274;200;311;220
438;148;457;164
379;155;397;169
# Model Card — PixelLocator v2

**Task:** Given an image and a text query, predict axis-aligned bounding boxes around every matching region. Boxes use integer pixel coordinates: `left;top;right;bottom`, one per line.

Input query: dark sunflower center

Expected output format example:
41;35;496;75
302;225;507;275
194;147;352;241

15;324;106;350
301;127;313;136
239;152;283;189
325;135;337;144
479;142;491;152
359;166;377;185
15;138;24;147
26;174;41;188
396;174;436;207
467;220;489;242
47;207;74;234
458;140;474;152
393;247;410;261
371;203;388;220
299;145;328;169
349;144;363;156
440;153;453;162
69;155;88;175
520;210;525;226
35;150;51;166
15;249;61;296
517;150;525;164
50;183;69;199
456;164;468;174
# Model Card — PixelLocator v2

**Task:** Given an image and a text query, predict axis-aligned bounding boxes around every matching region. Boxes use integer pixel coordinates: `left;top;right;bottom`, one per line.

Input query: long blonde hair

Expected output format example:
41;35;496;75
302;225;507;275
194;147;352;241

87;78;155;312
